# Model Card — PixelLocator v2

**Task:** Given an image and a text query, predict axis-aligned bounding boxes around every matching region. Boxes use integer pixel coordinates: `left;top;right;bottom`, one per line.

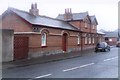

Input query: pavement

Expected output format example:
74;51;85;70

2;47;118;78
2;49;96;70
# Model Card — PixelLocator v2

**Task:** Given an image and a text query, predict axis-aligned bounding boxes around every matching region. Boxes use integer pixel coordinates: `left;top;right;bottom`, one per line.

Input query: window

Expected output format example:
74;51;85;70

89;37;91;44
85;37;87;44
41;33;47;46
99;38;101;42
92;37;95;44
77;34;80;45
109;38;112;42
85;22;87;28
92;25;95;29
105;37;109;41
33;27;39;32
92;25;96;29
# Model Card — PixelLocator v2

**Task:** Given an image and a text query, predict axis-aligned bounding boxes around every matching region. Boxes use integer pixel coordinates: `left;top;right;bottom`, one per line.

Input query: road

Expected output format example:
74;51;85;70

2;47;118;79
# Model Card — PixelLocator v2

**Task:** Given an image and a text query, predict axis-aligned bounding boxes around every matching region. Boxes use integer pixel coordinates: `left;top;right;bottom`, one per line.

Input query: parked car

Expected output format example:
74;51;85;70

95;42;110;52
116;41;120;47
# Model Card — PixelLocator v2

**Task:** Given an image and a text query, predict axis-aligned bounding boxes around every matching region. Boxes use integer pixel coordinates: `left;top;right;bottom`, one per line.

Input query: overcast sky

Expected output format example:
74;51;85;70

0;0;119;31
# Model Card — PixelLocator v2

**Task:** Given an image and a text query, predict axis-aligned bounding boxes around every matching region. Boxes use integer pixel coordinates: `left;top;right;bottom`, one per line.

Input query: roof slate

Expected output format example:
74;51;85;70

7;7;78;31
90;15;98;25
97;31;105;35
90;16;95;22
104;32;118;37
57;12;98;25
57;12;89;21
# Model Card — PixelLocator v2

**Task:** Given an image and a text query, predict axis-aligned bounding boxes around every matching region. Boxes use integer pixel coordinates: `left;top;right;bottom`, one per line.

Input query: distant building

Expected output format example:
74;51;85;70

104;32;118;46
1;3;104;61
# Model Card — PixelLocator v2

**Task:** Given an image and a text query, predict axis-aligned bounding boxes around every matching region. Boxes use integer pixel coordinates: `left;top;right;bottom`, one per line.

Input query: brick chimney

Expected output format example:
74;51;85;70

29;3;39;16
64;8;73;21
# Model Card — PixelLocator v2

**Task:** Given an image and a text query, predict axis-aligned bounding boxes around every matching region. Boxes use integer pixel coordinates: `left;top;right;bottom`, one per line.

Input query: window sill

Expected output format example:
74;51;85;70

41;46;47;48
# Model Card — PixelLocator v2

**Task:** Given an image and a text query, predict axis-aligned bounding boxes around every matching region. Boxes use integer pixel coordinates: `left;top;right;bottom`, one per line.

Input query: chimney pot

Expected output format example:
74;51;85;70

29;3;39;16
64;8;73;20
35;3;37;8
70;8;72;13
31;3;34;9
68;8;69;13
65;9;66;13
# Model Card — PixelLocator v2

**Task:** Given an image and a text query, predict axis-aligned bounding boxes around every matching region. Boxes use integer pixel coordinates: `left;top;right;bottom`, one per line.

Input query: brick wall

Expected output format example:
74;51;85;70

2;10;99;59
90;24;97;33
2;11;32;32
69;21;80;29
69;21;97;33
14;27;82;58
105;37;117;46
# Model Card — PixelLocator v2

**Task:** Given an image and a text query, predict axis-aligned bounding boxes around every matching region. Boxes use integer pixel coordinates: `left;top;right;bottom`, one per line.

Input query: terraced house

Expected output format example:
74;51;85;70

2;3;104;61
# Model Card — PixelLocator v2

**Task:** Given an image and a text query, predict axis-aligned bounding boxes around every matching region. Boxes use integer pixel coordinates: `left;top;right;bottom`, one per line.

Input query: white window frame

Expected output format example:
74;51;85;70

41;33;47;46
109;38;112;42
89;37;91;44
85;22;87;28
92;25;95;29
92;37;95;44
85;37;87;44
77;34;80;45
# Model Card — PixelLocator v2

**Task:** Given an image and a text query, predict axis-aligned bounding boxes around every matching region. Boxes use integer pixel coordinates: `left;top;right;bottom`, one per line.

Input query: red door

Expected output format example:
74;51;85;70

62;33;67;51
14;36;29;60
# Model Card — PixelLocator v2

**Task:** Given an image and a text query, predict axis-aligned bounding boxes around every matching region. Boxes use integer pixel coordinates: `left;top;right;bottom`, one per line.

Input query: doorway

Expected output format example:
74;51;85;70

62;33;68;52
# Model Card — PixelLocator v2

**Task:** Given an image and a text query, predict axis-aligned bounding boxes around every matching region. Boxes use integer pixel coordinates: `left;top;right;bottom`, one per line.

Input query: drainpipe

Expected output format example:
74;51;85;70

80;21;83;51
81;32;83;51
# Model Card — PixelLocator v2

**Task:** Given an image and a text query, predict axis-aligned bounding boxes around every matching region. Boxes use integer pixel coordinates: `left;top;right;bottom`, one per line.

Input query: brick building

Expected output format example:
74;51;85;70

104;32;118;46
2;3;104;60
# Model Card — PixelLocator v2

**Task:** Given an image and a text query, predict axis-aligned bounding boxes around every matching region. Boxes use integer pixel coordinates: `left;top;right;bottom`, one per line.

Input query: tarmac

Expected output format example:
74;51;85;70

2;49;96;70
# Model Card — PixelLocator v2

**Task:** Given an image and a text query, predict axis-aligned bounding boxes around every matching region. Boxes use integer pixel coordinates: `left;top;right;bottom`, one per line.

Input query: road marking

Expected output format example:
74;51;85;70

62;67;79;72
103;57;118;62
35;74;52;78
79;63;95;68
63;63;95;72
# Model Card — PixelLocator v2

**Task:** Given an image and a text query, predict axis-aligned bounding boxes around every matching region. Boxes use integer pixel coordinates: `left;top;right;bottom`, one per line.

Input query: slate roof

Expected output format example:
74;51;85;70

90;16;95;22
56;12;89;21
57;12;98;25
97;31;105;35
90;15;98;25
5;7;78;31
104;32;118;37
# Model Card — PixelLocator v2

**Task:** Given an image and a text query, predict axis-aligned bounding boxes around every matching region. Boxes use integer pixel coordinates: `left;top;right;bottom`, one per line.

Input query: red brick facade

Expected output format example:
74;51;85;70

1;4;104;59
105;37;117;46
2;10;32;32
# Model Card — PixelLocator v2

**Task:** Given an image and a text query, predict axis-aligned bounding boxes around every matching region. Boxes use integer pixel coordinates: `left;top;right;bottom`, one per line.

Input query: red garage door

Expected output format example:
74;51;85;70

14;36;29;61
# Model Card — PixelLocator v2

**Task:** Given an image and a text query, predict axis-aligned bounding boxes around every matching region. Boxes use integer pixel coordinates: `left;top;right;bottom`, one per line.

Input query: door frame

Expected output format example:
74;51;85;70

62;33;68;52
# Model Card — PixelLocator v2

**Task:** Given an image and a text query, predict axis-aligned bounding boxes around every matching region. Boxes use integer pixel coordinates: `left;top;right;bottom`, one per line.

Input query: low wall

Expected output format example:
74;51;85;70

28;47;81;59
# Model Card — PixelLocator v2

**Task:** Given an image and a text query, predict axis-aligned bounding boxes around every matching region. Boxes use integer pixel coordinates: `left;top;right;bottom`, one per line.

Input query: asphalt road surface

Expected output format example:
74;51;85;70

2;47;118;79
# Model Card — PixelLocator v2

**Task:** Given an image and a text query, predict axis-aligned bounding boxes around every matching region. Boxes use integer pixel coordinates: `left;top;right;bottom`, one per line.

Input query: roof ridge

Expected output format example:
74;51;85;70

90;15;95;17
8;7;28;13
58;11;89;15
8;7;68;22
8;7;37;17
6;7;78;31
